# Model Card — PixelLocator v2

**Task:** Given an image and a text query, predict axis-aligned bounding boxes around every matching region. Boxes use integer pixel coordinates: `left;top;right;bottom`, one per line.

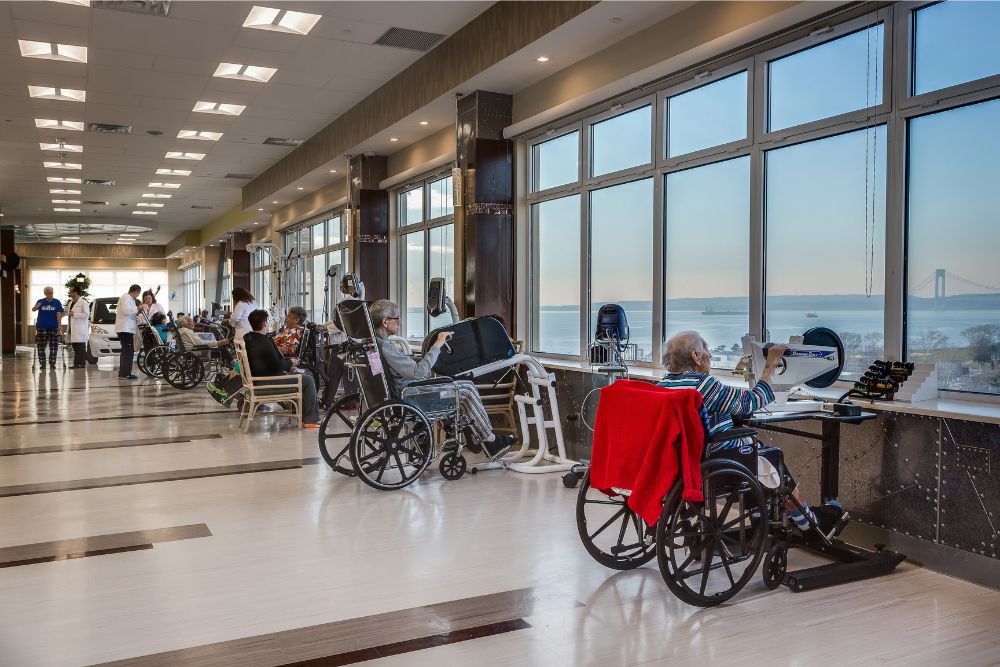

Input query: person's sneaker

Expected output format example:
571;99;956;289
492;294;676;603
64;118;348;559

302;423;319;429
482;434;514;460
812;500;848;536
120;374;138;380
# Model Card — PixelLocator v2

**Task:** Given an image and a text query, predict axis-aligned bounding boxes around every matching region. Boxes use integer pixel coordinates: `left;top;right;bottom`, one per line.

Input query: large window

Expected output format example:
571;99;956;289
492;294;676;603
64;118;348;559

532;195;581;355
251;246;271;310
590;105;652;177
665;156;750;369
396;172;456;339
27;268;170;324
182;263;202;315
907;98;1000;395
912;1;1000;96
283;211;349;321
667;71;748;158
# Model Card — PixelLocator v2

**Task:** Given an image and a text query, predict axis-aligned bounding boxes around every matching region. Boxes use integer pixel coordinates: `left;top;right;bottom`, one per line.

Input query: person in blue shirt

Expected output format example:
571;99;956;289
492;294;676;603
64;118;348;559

149;312;170;344
32;286;64;370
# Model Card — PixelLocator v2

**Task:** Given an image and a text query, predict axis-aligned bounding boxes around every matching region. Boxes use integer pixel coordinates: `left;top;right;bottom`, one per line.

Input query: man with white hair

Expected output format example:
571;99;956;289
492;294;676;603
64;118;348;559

659;331;845;535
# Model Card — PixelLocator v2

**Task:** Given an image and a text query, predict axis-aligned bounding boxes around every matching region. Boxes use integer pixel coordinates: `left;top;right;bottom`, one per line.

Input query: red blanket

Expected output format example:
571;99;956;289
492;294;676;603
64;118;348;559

590;379;705;525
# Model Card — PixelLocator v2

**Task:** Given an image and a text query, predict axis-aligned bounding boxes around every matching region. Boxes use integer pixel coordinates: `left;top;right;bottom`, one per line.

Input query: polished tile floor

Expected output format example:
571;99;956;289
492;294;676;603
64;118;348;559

2;352;999;666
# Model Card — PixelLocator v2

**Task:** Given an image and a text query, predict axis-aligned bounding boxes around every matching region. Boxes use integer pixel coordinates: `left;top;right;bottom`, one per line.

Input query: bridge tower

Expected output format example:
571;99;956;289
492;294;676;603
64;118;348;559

934;268;946;309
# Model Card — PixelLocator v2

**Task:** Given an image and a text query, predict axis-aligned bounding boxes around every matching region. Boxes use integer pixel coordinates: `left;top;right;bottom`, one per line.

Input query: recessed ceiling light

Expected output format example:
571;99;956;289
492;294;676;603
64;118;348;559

50;188;81;195
389;137;398;142
243;5;321;35
52;199;81;204
329;169;337;173
47;176;82;184
142;193;172;199
297;187;304;190
19;40;87;64
257;208;263;211
148;182;182;189
192;101;245;116
28;86;86;102
272;200;278;204
213;63;277;83
40;142;83;152
156;168;191;176
61;236;80;240
165;151;205;160
115;241;134;244
132;211;157;216
53;207;79;212
136;202;164;208
44;161;82;169
254;222;259;225
119;233;140;237
177;129;223;141
419;121;429;126
536;56;550;62
35;119;84;131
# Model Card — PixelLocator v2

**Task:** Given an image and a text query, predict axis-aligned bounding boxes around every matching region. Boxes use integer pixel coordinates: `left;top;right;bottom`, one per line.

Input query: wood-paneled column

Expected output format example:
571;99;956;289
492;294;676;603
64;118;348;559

1;229;16;354
456;91;514;332
230;232;251;293
348;154;389;301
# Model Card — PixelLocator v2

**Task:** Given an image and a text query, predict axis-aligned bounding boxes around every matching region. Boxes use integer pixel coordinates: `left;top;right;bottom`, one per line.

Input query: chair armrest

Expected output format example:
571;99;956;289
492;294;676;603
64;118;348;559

706;427;758;444
409;377;455;388
249;374;301;384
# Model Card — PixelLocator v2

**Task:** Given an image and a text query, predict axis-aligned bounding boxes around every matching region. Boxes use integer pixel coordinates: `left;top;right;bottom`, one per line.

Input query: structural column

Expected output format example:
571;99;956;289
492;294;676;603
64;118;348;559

348;154;389;301
230;232;251;293
0;229;16;354
456;91;514;332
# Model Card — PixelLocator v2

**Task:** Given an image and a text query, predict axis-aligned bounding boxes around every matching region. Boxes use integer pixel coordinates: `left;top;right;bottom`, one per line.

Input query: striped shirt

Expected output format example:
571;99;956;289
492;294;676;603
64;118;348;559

657;373;774;451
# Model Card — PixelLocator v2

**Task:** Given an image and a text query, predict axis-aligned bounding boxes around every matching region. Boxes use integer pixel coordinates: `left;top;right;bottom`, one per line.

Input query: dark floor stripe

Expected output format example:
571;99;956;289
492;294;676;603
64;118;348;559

0;459;320;497
284;619;532;667
0;408;234;427
92;587;576;666
0;523;211;568
0;434;224;457
0;544;154;568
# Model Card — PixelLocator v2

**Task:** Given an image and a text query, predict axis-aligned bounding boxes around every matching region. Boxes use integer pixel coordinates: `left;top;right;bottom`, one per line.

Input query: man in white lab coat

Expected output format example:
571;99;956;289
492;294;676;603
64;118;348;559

115;284;141;380
67;284;91;369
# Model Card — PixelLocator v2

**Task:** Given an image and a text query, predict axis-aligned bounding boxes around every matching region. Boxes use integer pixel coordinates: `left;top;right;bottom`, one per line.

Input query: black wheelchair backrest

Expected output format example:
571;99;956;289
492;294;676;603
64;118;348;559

422;316;515;377
336;300;391;406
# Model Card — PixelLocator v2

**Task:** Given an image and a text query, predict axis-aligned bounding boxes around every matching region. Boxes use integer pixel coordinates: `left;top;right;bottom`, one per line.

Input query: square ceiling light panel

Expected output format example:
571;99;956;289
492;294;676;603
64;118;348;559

141;193;172;198
53;207;80;212
44;161;83;169
40;143;83;152
35;119;84;131
28;86;86;102
19;40;88;63
132;211;157;215
47;176;82;184
52;199;82;204
164;151;205;160
213;63;277;83
156;168;191;176
148;182;182;189
177;130;223;141
50;189;81;194
192;101;245;116
243;6;321;35
136;202;164;207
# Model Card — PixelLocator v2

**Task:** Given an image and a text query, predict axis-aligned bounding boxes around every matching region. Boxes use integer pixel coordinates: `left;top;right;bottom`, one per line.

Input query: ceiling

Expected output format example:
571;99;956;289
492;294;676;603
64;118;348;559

0;0;491;244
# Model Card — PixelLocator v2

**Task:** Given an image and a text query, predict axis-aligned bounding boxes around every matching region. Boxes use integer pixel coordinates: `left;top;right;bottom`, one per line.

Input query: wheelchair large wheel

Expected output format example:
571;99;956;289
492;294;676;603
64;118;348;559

142;346;169;378
349;401;432;491
576;470;656;570
164;352;205;390
655;458;768;607
318;393;362;477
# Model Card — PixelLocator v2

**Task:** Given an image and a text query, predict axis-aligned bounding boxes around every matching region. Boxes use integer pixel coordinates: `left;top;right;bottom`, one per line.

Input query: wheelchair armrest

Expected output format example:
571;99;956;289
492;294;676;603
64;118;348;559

408;377;455;388
707;427;758;444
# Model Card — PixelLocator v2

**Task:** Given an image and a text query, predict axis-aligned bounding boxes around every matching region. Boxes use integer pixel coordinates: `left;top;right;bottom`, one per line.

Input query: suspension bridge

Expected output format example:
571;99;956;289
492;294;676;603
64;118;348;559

909;269;1000;307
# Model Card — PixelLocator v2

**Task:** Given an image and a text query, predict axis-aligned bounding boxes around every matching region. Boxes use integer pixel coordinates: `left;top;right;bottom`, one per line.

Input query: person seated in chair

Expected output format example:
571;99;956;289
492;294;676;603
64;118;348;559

658;331;845;535
176;315;233;366
275;306;307;358
149;312;170;344
369;299;514;460
244;309;320;428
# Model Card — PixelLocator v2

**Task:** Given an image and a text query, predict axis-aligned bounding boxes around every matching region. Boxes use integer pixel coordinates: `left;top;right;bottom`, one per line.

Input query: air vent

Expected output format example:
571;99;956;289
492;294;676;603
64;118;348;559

263;137;304;147
87;122;132;135
190;205;214;210
83;200;109;206
93;1;171;16
84;179;116;186
225;173;253;180
373;27;445;52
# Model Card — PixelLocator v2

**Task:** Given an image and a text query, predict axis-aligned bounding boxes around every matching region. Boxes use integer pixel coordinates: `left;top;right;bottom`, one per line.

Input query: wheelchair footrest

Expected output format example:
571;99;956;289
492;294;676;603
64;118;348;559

784;545;905;592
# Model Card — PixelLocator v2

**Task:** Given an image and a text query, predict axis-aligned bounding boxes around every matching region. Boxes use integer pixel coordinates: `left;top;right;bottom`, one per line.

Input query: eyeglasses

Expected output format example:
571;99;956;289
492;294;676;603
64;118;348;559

385;317;400;321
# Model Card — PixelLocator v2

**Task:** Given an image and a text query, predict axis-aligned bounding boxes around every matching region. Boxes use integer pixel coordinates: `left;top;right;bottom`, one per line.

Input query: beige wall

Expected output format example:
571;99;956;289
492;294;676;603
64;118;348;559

385;125;455;183
271;179;349;232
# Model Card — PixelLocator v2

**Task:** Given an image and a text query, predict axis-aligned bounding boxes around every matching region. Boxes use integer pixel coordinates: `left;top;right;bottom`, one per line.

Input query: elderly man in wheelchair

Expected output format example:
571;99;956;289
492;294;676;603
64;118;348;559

369;299;516;463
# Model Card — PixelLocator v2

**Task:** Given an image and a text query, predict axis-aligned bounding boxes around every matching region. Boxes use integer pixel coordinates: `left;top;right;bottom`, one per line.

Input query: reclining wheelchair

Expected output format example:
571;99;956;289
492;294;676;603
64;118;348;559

318;299;573;491
576;426;904;607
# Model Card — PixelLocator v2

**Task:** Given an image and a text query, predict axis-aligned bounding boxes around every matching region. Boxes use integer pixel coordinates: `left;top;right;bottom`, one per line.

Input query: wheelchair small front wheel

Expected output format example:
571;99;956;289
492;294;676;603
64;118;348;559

562;471;580;488
762;542;788;590
439;452;467;481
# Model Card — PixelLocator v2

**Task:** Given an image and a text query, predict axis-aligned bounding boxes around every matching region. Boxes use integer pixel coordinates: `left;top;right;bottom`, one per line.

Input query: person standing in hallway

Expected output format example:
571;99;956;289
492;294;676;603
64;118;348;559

32;286;64;371
230;287;257;342
115;284;141;380
67;285;91;369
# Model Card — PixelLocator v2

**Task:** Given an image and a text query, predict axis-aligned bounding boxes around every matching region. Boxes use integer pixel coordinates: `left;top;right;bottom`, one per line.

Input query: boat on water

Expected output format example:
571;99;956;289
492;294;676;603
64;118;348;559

702;307;749;316
805;312;819;318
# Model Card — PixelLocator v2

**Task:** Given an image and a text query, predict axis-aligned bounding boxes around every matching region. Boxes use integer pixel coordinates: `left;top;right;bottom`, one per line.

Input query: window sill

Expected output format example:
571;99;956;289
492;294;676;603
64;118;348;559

535;355;1000;427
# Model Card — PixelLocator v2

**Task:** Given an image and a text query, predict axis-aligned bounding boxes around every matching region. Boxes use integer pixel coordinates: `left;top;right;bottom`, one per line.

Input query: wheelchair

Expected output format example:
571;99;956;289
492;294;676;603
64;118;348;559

317;301;495;490
136;313;170;379
160;313;231;391
576;428;868;607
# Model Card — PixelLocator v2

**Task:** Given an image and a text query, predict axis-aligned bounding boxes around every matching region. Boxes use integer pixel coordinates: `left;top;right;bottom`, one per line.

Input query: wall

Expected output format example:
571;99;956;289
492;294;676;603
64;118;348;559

384;125;456;187
271;179;348;232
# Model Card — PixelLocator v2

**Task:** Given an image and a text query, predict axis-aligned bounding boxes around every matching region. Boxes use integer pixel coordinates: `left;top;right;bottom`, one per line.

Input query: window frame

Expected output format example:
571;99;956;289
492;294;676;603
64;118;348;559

281;208;349;321
583;94;657;187
528;123;583;198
